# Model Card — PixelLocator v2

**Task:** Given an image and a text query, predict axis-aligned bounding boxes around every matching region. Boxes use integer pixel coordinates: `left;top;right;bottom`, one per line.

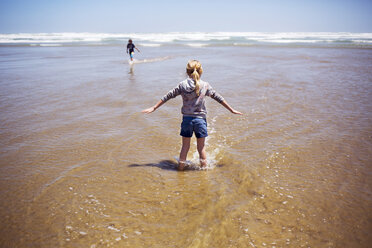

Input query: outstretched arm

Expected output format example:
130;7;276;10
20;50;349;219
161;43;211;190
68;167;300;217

205;84;243;115
135;47;140;52
142;84;181;114
142;99;164;114
220;100;243;115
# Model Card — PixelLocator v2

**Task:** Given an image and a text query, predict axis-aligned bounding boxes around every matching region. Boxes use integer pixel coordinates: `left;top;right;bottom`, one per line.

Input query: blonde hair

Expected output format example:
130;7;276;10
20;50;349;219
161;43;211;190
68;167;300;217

186;60;203;96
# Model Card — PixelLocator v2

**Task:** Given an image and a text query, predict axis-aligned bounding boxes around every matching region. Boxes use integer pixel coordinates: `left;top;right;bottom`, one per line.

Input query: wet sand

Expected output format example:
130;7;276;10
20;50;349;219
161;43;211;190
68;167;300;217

0;44;371;247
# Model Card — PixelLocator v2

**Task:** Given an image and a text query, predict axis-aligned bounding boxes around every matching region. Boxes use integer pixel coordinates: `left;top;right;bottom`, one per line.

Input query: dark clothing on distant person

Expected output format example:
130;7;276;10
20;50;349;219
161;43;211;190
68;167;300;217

127;43;135;53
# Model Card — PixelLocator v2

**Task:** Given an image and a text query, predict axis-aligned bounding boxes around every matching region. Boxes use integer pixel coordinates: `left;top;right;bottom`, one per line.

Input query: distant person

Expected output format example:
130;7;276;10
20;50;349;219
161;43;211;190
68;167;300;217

142;60;243;171
126;39;140;61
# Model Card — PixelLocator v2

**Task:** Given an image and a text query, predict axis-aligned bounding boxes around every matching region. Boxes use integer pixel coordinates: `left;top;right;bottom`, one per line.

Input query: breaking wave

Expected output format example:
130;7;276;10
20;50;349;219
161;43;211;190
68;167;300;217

1;32;372;47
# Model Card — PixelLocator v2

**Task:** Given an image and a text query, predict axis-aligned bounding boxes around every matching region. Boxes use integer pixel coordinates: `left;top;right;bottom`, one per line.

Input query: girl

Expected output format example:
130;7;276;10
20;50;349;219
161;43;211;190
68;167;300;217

142;60;242;171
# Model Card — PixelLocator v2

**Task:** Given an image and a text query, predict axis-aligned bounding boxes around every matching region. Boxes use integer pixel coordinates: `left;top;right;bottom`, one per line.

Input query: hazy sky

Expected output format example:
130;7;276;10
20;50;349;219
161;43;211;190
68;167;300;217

0;0;371;33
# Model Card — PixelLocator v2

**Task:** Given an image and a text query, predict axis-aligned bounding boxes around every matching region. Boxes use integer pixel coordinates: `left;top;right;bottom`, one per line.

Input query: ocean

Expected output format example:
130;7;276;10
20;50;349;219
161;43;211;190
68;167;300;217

0;32;371;247
1;32;372;47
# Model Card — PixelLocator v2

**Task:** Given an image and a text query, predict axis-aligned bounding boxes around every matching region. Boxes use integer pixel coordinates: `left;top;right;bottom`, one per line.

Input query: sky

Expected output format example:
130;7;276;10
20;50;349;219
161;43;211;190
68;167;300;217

0;0;371;33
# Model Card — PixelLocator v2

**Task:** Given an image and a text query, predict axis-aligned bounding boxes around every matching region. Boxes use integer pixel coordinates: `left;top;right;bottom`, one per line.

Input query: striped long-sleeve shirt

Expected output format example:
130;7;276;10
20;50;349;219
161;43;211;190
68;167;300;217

161;78;224;118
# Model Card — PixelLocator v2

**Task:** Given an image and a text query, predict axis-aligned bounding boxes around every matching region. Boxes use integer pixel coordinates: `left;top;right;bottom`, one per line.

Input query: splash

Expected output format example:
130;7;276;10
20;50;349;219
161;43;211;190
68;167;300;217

174;156;217;170
173;116;224;170
128;56;171;64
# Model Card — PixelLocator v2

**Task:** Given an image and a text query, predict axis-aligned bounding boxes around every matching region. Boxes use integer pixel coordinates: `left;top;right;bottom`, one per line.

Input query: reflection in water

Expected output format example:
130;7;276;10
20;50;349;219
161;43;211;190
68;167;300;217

129;64;134;75
127;62;136;82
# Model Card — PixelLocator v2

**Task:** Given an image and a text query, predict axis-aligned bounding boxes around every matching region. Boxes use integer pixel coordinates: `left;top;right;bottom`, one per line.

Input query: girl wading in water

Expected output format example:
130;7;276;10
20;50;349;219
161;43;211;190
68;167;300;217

142;60;243;170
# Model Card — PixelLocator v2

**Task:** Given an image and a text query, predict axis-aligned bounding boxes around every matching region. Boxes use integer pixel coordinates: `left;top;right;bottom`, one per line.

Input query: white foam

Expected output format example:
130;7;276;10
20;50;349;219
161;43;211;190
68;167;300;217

39;44;63;46
186;43;208;47
1;32;371;46
174;156;216;170
107;226;121;232
352;39;372;44
138;43;162;47
129;56;171;64
260;39;322;43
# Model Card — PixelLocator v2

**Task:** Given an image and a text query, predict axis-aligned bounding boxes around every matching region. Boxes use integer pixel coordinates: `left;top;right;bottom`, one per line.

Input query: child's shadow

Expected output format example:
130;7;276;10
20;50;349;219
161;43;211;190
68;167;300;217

128;160;213;171
128;160;178;171
128;160;224;171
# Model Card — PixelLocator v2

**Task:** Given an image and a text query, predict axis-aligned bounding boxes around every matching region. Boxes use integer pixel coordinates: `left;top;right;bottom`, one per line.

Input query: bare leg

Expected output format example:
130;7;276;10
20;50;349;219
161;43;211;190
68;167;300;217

197;137;207;168
179;137;191;171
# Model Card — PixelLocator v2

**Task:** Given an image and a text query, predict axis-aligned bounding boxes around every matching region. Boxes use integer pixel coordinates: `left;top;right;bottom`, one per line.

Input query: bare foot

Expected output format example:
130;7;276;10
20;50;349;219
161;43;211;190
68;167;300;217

178;161;185;171
200;158;207;168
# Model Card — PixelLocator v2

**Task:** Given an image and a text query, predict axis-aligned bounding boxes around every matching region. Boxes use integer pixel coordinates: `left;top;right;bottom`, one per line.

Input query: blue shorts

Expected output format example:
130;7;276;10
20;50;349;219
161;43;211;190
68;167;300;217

130;52;134;58
180;116;208;138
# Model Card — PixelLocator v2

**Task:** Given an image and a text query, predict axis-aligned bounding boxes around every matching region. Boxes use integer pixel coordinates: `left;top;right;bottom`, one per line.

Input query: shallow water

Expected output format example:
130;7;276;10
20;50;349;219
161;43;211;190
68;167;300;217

0;44;371;247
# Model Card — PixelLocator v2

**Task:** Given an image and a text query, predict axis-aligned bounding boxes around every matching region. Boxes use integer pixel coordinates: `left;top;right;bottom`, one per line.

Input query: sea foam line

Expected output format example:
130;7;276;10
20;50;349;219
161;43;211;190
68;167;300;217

1;32;371;46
